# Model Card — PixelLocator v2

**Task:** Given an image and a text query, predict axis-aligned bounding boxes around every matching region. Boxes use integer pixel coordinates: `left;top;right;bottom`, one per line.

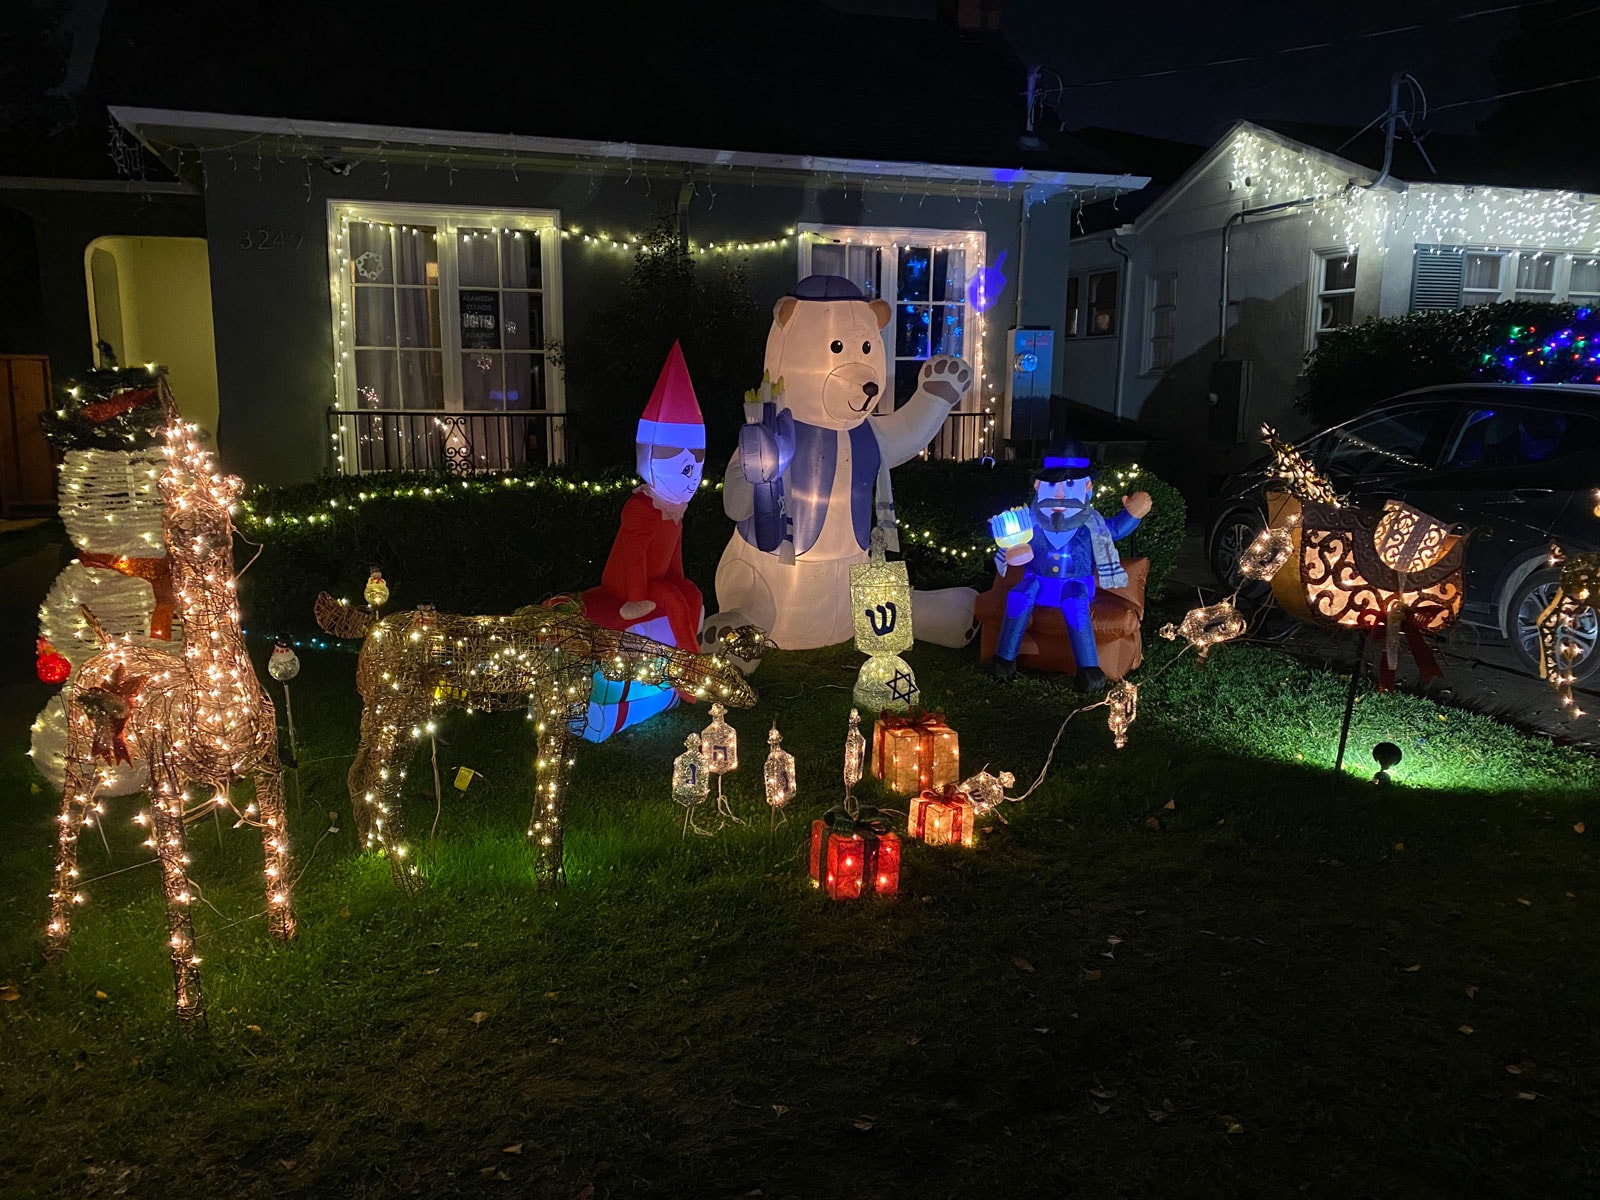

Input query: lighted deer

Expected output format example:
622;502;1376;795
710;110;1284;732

314;594;770;892
45;412;294;1029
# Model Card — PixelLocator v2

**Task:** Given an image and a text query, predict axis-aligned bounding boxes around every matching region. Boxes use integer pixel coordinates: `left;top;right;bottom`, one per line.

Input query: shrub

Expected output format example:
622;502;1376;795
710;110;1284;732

1298;300;1588;428
237;460;1185;634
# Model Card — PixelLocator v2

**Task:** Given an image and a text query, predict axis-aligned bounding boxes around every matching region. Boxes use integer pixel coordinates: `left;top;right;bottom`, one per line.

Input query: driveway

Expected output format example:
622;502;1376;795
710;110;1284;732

1161;529;1600;752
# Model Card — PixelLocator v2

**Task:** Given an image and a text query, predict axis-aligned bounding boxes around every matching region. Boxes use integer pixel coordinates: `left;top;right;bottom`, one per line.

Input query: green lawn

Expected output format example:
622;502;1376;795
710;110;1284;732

2;630;1597;1199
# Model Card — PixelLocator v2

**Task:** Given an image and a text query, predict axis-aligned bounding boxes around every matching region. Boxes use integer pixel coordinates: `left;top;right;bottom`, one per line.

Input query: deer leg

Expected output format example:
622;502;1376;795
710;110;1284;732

148;749;206;1030
253;760;297;941
45;702;101;959
352;702;424;894
530;711;575;890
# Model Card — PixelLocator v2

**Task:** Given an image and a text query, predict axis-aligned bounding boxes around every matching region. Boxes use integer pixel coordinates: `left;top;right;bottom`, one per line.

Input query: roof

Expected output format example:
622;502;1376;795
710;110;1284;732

7;0;1144;192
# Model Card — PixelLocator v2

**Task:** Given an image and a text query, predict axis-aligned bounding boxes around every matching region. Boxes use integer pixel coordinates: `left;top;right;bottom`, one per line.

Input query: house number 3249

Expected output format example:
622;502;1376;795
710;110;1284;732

239;229;304;250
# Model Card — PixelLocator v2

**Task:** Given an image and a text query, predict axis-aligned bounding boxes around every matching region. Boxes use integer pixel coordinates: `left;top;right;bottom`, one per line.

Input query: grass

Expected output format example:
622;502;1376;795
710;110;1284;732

2;624;1598;1198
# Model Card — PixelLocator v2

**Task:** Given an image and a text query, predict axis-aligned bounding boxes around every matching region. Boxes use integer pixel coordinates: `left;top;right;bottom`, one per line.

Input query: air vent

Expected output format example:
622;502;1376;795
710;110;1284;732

1411;246;1465;311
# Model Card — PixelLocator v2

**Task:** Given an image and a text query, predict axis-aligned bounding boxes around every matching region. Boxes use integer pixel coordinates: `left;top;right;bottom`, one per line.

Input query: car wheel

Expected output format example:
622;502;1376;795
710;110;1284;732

1507;567;1600;683
1208;508;1270;598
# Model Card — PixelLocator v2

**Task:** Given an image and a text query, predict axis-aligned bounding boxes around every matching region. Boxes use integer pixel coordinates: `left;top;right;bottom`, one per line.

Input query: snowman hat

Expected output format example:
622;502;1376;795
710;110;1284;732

637;341;705;451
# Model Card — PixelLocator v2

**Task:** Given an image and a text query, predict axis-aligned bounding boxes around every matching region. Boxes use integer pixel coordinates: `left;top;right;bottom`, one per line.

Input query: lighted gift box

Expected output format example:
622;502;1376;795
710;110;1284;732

908;786;976;847
809;809;900;900
872;710;959;795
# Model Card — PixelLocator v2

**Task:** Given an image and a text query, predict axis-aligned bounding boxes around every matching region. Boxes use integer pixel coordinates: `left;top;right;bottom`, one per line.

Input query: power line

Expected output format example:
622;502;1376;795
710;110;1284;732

1431;71;1600;111
1053;0;1564;91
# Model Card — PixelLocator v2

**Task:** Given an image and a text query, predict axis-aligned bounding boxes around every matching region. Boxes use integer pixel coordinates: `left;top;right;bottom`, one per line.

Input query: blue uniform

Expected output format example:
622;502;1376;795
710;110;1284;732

996;508;1140;667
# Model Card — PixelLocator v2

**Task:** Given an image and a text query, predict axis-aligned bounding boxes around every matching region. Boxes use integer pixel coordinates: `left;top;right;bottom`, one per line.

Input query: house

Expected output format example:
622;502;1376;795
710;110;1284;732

0;0;1148;488
1058;120;1600;498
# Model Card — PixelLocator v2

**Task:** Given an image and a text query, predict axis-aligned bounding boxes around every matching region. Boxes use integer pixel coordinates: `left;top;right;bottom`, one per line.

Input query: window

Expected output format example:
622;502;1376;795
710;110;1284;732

801;226;984;406
1146;272;1176;372
1320;404;1452;476
1064;276;1080;338
1415;246;1600;310
1063;269;1118;338
1311;251;1357;349
329;203;564;472
1443;405;1600;470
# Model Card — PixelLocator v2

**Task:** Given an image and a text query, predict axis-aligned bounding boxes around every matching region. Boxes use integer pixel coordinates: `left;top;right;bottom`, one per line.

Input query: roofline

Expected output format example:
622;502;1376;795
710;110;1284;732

1127;119;1403;232
0;175;191;195
109;106;1151;198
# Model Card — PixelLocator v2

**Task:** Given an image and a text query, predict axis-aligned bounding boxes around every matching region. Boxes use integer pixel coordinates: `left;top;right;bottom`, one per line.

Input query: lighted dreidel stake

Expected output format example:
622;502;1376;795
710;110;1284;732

700;702;742;823
842;707;866;808
763;724;797;833
267;641;303;813
672;732;712;837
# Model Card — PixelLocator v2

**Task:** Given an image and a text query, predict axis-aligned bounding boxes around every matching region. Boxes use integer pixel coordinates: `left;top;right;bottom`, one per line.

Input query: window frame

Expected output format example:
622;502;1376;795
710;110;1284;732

1456;248;1596;306
1308;248;1359;352
327;201;565;417
798;223;987;409
1144;271;1177;374
1063;267;1120;340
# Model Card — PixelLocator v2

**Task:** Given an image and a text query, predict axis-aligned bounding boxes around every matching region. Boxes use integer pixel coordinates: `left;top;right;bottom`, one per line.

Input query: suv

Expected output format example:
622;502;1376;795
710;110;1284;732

1206;383;1600;681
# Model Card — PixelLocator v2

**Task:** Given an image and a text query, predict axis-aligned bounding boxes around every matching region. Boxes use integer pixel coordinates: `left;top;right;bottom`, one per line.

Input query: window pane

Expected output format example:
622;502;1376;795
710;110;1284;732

349;222;391;282
932;249;966;302
896;303;931;358
1064;277;1080;337
1155;275;1178;307
458;228;500;288
501;229;542;290
395;287;440;348
501;291;539;351
1447;407;1600;468
503;353;544;410
1323;407;1445;473
1464;254;1502;292
1516;253;1555;291
400;351;443;409
1318;294;1355;330
459;290;501;350
1088;272;1117;335
1151;338;1173;371
893;359;922;406
931;304;964;356
354;350;398;410
353;287;396;347
1322;255;1357;290
1570;258;1600;296
898;247;932;301
1153;309;1174;340
393;225;437;285
461;352;501;409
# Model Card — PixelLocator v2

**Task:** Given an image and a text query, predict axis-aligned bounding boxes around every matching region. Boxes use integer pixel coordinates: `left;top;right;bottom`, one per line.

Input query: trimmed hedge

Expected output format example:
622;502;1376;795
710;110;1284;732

237;460;1185;634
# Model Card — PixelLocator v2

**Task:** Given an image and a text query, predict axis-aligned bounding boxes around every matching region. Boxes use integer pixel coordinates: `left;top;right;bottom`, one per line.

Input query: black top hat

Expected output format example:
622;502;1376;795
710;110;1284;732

1034;438;1099;483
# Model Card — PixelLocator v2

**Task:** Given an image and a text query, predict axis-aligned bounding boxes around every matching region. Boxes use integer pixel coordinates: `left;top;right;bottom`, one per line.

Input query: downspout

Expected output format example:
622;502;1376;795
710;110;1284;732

1107;231;1132;421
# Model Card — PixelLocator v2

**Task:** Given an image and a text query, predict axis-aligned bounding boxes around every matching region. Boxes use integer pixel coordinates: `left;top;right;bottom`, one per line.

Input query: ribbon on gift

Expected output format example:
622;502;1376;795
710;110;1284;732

874;708;949;789
1355;600;1445;693
79;552;176;640
814;805;893;896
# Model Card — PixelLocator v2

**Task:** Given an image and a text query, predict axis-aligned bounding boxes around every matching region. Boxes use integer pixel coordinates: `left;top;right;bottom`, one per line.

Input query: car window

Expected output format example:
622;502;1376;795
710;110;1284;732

1442;405;1600;469
1320;405;1453;476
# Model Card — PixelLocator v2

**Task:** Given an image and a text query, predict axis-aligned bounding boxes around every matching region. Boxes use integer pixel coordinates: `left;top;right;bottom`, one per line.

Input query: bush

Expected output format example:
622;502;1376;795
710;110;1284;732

237;460;1185;634
1299;300;1587;428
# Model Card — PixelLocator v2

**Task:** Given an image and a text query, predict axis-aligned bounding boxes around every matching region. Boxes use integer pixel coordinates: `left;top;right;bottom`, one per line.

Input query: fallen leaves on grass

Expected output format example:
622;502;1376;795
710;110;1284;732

1162;800;1176;811
94;990;108;1000
502;1145;522;1155
1405;965;1422;973
1092;1102;1112;1115
1458;1025;1475;1035
1516;1092;1537;1101
1082;969;1103;982
1465;986;1478;999
0;983;19;1002
1506;1064;1523;1075
1222;1116;1244;1134
851;1116;876;1131
245;1024;262;1034
1517;898;1533;906
771;1105;788;1117
1013;957;1034;973
906;1034;923;1046
468;1011;489;1025
1394;842;1405;851
1090;1087;1116;1100
1145;816;1161;830
1575;822;1585;834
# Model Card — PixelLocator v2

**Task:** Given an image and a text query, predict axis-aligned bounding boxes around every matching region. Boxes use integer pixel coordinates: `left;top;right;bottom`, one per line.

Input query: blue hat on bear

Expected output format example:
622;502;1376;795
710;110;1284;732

790;275;866;302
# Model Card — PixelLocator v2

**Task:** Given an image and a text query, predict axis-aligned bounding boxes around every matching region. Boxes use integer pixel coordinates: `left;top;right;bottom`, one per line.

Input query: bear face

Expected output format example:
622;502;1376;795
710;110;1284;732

765;292;894;431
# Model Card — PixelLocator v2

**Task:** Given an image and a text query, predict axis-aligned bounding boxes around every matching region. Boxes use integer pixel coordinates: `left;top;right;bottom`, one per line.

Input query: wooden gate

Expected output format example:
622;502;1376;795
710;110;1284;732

0;355;56;516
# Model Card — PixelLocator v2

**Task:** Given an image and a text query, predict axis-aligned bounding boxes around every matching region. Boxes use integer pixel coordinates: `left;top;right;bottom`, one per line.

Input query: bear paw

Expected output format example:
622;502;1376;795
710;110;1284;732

919;356;973;406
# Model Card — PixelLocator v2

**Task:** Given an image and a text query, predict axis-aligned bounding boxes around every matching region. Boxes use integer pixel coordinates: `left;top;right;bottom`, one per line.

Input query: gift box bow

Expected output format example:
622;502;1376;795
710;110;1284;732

819;805;891;837
1356;601;1446;692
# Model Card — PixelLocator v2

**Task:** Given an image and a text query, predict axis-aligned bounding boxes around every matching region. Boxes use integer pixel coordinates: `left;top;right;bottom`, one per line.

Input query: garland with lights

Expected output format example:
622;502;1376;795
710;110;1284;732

40;366;168;452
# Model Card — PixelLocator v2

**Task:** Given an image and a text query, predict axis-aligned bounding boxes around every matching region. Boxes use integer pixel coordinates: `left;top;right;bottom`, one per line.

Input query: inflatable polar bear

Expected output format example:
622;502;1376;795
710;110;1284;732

702;274;981;652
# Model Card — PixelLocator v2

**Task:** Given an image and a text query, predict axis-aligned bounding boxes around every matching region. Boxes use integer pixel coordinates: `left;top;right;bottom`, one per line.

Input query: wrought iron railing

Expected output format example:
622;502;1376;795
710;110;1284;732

327;409;567;475
925;410;996;462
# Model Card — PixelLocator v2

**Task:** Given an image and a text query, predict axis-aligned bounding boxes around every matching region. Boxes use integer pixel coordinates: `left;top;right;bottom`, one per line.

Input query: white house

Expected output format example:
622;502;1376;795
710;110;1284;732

1060;121;1600;497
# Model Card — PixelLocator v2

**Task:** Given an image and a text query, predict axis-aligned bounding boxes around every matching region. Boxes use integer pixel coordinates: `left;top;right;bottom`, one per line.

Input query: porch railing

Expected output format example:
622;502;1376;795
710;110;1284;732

925;410;995;462
327;409;567;475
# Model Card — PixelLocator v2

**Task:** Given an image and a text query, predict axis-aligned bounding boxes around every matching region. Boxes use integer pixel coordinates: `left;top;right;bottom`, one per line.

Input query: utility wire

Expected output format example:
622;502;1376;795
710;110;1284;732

1051;0;1564;91
1430;71;1600;111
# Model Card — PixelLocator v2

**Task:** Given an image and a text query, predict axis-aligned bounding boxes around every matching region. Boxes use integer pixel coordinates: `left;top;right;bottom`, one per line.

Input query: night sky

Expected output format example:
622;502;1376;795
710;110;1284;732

834;0;1527;143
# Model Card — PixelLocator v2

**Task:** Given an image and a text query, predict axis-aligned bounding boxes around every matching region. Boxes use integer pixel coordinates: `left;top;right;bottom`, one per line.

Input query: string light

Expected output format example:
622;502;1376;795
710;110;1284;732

1536;543;1598;718
1159;600;1247;662
314;592;772;887
45;383;297;1029
762;724;797;831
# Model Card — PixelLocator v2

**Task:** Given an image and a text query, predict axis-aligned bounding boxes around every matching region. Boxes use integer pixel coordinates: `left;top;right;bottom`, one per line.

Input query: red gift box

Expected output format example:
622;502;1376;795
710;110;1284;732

809;810;900;900
908;785;976;847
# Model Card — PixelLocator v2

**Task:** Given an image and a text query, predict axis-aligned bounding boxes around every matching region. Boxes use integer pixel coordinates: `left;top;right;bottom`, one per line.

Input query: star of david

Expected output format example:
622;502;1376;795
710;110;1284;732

887;666;919;705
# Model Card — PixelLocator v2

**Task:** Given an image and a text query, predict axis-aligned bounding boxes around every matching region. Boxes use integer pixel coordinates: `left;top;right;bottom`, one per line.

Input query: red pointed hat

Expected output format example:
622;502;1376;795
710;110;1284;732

637;341;705;450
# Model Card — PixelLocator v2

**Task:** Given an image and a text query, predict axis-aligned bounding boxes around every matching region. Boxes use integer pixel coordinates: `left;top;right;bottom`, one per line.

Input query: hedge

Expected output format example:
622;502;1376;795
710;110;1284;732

236;460;1186;635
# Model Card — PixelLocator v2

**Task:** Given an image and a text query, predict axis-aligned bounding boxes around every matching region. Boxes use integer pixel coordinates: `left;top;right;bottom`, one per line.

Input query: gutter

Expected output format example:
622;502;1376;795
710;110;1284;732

1107;229;1133;420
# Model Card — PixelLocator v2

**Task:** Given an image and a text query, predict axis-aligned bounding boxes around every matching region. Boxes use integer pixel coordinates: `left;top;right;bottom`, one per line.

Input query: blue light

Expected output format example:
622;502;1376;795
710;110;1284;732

967;249;1009;313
